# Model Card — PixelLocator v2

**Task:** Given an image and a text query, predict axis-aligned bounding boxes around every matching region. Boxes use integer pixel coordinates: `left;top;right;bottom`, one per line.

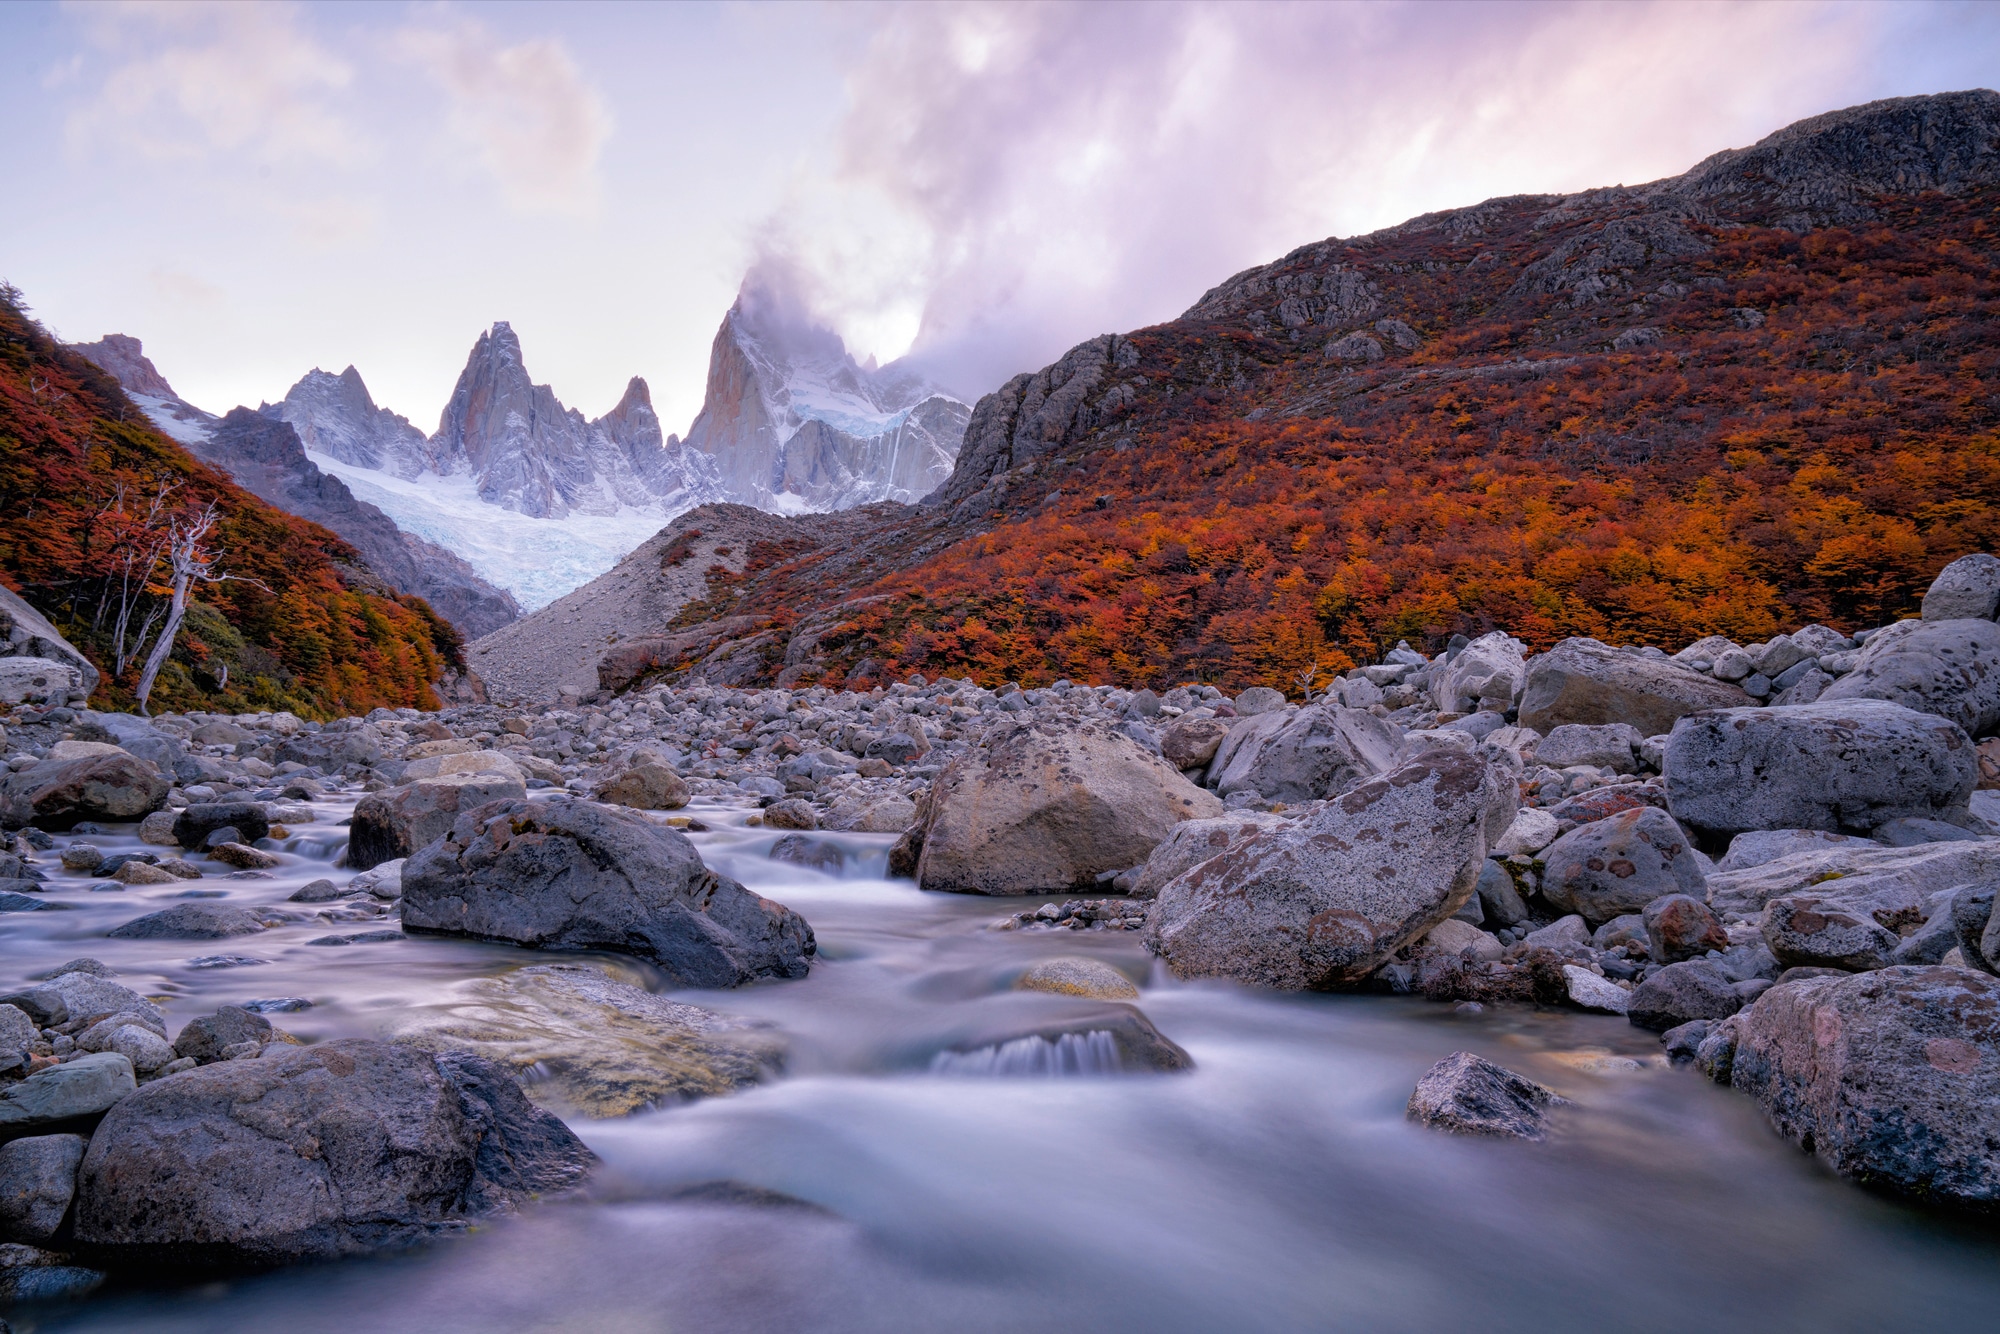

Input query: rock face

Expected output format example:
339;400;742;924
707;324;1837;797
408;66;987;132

1819;618;2000;738
1405;1051;1568;1141
914;718;1224;895
0;584;99;699
1664;700;1976;837
0;753;168;830
74;1039;591;1268
1922;554;2000;622
401;797;814;987
1538;807;1706;926
348;773;528;871
1148;753;1503;989
1729;967;2000;1208
1206;702;1400;803
1518;638;1750;736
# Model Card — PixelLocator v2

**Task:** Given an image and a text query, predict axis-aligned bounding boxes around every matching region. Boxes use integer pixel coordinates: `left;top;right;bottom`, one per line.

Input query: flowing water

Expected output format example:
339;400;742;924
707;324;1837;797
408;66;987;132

9;794;1999;1332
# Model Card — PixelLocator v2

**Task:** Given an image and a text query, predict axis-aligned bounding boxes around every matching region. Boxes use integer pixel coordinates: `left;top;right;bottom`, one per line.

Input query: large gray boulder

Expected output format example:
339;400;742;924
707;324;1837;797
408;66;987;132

1125;812;1287;898
0;1054;135;1139
0;1134;87;1242
1921;553;2000;622
1729;967;2000;1208
0;586;98;699
0;753;168;831
1706;840;2000;920
74;1040;590;1269
348;774;527;871
1534;723;1642;773
77;712;182;774
1207;701;1399;803
1760;891;1902;971
173;802;271;851
1819;617;2000;737
1406;1051;1568;1141
402;796;814;987
1148;752;1505;990
913;718;1223;895
1538;806;1707;926
1624;960;1744;1031
1432;632;1527;715
1665;700;1975;838
1518;638;1750;736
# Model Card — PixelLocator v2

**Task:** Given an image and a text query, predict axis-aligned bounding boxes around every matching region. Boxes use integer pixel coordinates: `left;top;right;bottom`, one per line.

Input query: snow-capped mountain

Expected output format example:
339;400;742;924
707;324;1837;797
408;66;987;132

270;367;432;480
685;285;970;512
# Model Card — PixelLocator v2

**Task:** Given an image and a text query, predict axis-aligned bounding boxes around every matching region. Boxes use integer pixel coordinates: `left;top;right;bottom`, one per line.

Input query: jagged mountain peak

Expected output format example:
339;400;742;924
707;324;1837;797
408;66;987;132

66;333;177;400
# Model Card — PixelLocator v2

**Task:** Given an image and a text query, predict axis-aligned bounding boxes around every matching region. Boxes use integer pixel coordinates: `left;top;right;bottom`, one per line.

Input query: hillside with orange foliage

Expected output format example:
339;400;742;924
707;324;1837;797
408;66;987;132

625;93;2000;696
0;287;458;717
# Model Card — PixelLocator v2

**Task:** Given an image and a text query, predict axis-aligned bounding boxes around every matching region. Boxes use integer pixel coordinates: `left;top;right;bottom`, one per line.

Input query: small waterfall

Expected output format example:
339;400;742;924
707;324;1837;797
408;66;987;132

928;1030;1123;1077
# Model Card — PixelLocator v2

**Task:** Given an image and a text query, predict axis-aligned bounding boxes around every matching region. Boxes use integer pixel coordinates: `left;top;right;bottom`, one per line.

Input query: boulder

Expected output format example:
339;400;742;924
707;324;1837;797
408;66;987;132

1717;828;1879;872
762;798;818;831
1015;957;1140;1000
1564;966;1631;1014
1474;859;1529;927
402;796;814;987
1147;753;1504;990
1538;807;1706;926
347;774;527;872
593;763;690;811
79;712;183;774
1921;553;2000;622
1432;632;1527;715
1820;618;2000;737
1665;700;1976;838
0;1054;135;1139
1493;807;1561;857
0;753;167;831
914;718;1223;895
173;802;270;851
0;586;99;698
0;658;82;708
1706;840;2000;920
1159;715;1231;770
172;1006;274;1066
0;1006;35;1076
1208;701;1399;803
41;974;163;1031
1643;894;1728;963
1405;1051;1568;1141
1518;638;1749;737
768;835;845;874
107;904;269;941
402;750;524;783
0;1134;87;1242
1729;967;2000;1208
392;964;782;1118
1233;687;1286;716
818;789;917;833
1533;723;1642;774
1625;960;1743;1031
1417;918;1505;963
1760;892;1903;972
73;1040;591;1268
1125;812;1286;898
274;729;382;771
207;842;279;870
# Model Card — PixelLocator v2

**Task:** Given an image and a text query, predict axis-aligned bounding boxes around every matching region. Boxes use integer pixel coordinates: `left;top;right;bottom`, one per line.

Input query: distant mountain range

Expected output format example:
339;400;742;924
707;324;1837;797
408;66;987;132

71;289;972;623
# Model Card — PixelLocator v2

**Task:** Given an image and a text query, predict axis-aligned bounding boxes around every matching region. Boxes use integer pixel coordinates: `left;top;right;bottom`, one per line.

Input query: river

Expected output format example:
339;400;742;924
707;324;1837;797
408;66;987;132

11;792;2000;1332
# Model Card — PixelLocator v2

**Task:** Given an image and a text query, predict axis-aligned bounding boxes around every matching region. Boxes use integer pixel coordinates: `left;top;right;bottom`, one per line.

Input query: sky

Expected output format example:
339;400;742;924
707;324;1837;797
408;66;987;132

1;0;1995;438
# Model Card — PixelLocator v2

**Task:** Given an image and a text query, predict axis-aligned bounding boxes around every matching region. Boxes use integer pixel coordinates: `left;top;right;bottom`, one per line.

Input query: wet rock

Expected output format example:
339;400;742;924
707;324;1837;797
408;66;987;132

768;834;844;875
172;1006;274;1066
0;753;168;832
0;1054;135;1138
1159;714;1230;769
1125;812;1286;898
762;798;818;831
929;1005;1191;1074
1518;637;1749;737
110;860;175;886
1660;1020;1711;1065
1665;700;1977;838
1014;957;1140;1000
916;718;1223;895
172;803;270;851
107;904;269;941
0;1134;86;1242
60;843;103;873
348;773;527;872
74;1039;591;1268
394;964;782;1118
1406;1051;1568;1141
1563;966;1631;1014
1921;553;2000;622
592;763;689;811
1729;967;2000;1208
1644;894;1729;963
207;842;279;870
288;878;346;903
1148;753;1504;990
1625;960;1744;1031
402;796;814;987
1821;617;2000;737
1539;807;1706;926
1209;702;1400;803
1535;723;1642;774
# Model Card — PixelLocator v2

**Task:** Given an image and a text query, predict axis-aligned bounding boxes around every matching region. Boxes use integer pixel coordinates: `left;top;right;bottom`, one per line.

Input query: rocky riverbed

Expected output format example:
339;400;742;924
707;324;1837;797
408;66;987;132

0;557;1999;1325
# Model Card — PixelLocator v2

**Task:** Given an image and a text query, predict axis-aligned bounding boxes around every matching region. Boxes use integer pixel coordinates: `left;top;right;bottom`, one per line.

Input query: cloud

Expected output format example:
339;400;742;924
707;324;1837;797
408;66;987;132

395;18;613;216
754;0;1917;399
63;0;360;166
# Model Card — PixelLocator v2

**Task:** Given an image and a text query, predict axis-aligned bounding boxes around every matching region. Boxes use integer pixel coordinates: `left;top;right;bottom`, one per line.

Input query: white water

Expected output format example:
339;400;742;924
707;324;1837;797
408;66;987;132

9;796;2000;1332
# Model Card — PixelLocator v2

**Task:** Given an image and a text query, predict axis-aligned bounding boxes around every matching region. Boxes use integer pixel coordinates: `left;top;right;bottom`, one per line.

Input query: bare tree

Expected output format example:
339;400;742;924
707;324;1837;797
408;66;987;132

133;501;224;716
96;480;177;679
1294;659;1325;703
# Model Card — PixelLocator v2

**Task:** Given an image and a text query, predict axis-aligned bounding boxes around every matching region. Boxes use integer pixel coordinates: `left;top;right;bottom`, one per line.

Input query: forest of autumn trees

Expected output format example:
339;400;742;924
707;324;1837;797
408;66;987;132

669;182;2000;695
0;286;459;717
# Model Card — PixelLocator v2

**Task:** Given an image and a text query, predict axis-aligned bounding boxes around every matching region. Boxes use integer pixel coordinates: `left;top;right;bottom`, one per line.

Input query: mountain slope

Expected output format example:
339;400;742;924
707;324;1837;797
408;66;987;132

69;337;520;639
484;89;2000;700
4;292;461;717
